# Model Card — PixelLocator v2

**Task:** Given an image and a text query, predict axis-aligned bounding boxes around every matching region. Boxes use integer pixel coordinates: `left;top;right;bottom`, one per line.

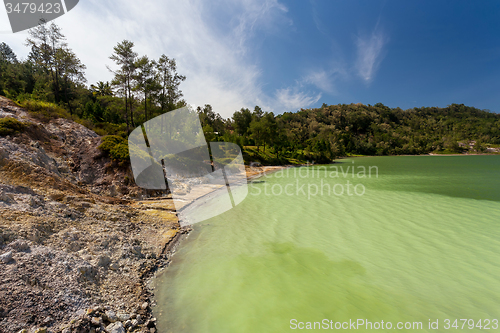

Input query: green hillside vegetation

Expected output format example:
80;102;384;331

1;22;499;167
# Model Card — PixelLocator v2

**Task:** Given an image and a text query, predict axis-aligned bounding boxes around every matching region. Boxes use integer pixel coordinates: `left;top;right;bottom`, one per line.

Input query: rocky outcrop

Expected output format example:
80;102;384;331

0;97;189;333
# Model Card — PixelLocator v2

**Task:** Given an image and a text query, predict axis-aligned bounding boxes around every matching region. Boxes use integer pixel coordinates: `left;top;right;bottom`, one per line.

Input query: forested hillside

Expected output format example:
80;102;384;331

2;21;499;166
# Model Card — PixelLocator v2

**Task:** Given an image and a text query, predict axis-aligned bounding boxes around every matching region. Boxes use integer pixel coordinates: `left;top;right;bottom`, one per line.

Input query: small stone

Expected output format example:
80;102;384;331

86;308;95;315
131;246;142;255
150;328;156;333
0;251;12;263
43;316;52;324
34;328;47;333
146;319;155;328
0;190;14;203
141;302;148;310
97;255;111;267
91;316;102;326
17;330;28;333
124;319;132;328
106;321;125;333
131;319;138;328
105;310;118;323
109;262;119;271
117;312;130;321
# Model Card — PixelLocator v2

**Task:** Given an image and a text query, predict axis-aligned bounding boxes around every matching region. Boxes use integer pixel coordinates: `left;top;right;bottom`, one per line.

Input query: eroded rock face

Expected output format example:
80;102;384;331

0;96;142;199
0;97;185;332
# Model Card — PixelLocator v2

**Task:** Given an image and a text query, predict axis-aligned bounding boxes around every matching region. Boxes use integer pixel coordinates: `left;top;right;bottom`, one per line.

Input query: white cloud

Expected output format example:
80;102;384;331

304;70;333;93
355;26;388;83
275;87;321;112
0;0;295;118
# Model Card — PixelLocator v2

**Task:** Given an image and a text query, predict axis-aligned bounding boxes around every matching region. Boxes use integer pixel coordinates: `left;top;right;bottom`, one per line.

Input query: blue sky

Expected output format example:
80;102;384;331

1;0;500;117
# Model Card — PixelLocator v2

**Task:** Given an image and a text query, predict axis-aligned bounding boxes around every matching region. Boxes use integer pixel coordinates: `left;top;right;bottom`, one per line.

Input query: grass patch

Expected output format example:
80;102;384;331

20;99;72;123
98;135;130;163
0;117;27;136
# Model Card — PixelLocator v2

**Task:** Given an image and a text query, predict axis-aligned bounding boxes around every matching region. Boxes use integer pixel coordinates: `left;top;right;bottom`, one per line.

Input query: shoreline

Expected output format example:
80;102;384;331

3;156;497;332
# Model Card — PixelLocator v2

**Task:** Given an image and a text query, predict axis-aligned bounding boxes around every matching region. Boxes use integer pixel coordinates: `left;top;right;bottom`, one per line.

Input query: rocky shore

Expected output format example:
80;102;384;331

0;96;192;333
0;96;286;333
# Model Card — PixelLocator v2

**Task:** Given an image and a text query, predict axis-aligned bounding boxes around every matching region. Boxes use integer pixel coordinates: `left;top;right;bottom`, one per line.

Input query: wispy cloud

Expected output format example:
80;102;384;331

275;87;321;111
1;0;292;118
230;0;289;55
304;70;333;93
302;60;350;95
355;25;388;83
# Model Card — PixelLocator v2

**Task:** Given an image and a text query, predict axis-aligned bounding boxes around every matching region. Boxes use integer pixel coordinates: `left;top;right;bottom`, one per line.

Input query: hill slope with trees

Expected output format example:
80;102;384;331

2;22;500;166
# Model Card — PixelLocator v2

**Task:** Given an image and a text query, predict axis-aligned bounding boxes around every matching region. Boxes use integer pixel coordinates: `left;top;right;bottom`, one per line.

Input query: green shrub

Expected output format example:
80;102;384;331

93;122;128;137
94;128;108;136
109;143;129;161
20;99;71;122
0;117;26;136
98;135;130;162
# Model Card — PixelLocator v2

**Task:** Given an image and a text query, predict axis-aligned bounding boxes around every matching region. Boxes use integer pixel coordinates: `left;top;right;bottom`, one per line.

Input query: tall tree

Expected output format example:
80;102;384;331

26;20;67;102
0;42;18;63
55;47;86;114
156;54;185;112
108;40;137;132
232;107;252;137
134;55;159;124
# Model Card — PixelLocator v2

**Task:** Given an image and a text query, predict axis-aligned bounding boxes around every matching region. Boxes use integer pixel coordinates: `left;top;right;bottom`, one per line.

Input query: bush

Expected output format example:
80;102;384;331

109;143;129;161
20;99;71;122
93;122;128;137
98;135;130;163
0;117;26;136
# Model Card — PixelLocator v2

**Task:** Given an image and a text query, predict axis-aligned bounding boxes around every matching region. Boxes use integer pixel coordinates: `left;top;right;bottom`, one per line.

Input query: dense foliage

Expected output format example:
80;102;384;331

98;135;129;162
2;22;499;165
0;21;186;139
202;103;499;164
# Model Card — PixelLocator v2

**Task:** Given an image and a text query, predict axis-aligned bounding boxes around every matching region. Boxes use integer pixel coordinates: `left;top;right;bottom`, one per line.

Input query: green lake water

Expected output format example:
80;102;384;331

154;156;500;332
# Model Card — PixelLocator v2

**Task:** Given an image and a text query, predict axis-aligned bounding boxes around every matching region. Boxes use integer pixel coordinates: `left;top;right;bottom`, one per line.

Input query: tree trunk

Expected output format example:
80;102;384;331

124;82;129;134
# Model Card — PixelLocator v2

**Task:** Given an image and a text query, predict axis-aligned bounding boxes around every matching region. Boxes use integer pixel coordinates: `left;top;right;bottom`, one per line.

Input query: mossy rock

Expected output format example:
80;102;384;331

0;117;26;136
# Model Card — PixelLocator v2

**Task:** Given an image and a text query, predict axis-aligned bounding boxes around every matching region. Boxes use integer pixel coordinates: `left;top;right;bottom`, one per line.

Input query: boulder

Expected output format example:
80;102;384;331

0;251;12;263
106;321;125;333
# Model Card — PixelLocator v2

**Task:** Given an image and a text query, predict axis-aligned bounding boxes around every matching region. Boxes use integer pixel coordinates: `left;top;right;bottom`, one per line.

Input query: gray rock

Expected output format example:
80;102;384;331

130;246;142;255
106;322;125;333
117;313;130;321
8;239;30;251
0;190;14;203
104;310;118;323
97;254;111;267
77;264;97;280
109;262;119;271
0;251;13;263
141;302;148;310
